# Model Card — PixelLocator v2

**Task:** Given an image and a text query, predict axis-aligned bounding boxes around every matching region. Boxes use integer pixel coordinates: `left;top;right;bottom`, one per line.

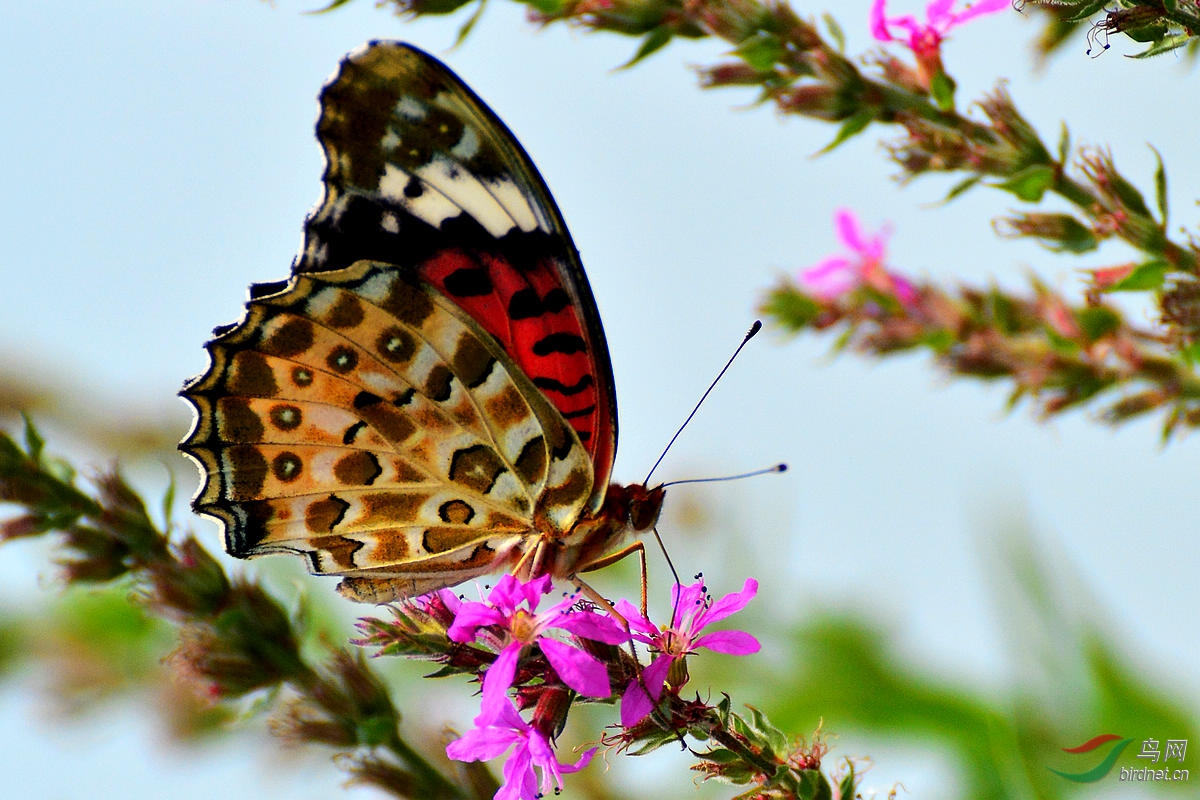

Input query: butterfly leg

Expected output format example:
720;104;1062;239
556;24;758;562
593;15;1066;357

568;575;650;692
509;537;550;584
577;540;649;619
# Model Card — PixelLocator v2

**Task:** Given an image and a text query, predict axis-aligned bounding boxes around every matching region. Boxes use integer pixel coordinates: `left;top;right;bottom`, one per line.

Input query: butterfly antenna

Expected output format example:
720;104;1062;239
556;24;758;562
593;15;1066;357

661;462;788;489
643;320;762;486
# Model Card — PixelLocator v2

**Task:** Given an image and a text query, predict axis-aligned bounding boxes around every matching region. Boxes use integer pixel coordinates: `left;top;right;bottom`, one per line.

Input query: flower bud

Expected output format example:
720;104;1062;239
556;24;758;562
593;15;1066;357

698;61;767;88
994;213;1099;253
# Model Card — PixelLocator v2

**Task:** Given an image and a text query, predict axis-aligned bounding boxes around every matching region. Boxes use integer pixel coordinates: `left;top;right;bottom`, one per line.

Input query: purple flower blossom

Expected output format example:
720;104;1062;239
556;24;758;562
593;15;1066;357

614;578;761;726
446;690;596;800
447;574;629;707
798;209;918;307
870;0;1009;57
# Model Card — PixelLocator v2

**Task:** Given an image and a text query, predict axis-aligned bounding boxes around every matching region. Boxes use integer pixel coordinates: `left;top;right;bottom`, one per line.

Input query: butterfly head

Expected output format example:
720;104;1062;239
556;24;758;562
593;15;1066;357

610;482;666;533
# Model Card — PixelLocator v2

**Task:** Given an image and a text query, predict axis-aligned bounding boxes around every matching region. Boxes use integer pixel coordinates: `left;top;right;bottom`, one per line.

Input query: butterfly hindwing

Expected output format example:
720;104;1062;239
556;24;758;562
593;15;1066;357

182;259;596;588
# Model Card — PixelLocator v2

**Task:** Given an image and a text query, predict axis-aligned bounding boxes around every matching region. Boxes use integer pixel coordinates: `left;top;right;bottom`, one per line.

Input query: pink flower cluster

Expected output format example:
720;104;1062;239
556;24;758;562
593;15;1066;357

798;209;918;307
440;573;760;800
871;0;1009;58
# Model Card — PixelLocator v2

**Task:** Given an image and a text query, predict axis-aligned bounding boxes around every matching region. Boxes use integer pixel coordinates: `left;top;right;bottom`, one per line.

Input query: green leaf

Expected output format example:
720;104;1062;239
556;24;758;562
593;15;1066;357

761;287;822;330
994;165;1056;202
836;761;857;799
621;26;673;68
929;70;956;111
1132;32;1192;58
453;0;488;46
1182;339;1200;364
735;31;784;72
624;717;685;754
818;109;873;154
745;704;790;755
1150;145;1168;226
942;175;981;204
988;290;1020;335
1108;259;1169;292
716;693;733;721
822;13;845;52
700;747;741;764
1124;18;1169;43
1067;0;1109;22
21;413;44;465
522;0;563;15
921;328;956;353
161;474;176;534
1056;122;1070;166
307;0;357;13
1076;306;1122;341
796;768;833;800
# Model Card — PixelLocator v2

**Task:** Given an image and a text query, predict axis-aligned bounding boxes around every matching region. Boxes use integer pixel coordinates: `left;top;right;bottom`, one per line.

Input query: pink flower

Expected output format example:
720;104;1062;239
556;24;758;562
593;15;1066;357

614;577;761;726
870;0;1009;58
447;690;596;800
798;209;918;307
448;574;629;707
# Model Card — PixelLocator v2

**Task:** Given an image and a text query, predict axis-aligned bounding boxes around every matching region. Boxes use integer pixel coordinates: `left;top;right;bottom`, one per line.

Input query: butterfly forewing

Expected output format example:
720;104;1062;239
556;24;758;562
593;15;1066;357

300;41;616;497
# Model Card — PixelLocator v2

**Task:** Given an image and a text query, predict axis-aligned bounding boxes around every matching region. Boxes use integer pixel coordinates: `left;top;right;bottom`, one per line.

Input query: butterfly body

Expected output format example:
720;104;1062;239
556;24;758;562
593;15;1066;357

181;42;663;602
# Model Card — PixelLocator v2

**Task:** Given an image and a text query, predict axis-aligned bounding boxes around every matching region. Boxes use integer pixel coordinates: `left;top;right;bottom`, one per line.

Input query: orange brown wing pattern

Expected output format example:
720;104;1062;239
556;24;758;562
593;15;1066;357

181;260;595;599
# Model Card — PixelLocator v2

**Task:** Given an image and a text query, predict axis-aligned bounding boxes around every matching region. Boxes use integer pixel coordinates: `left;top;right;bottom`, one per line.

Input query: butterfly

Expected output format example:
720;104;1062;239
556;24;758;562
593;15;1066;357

180;41;664;603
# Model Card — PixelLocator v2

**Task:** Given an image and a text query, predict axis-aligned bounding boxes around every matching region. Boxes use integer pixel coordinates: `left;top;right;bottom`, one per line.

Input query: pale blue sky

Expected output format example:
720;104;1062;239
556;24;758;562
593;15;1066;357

2;2;1197;798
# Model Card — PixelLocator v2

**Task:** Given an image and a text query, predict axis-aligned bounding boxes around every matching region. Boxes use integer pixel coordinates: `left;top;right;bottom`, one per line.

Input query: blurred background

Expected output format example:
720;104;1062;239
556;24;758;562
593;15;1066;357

1;2;1196;798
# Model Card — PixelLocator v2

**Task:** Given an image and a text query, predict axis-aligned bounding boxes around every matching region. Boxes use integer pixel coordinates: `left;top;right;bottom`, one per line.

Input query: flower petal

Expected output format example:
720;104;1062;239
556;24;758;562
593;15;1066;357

447;602;506;642
695;577;758;628
670;581;708;629
557;745;597;774
541;638;610;697
518;573;554;609
612;598;658;638
869;0;892;41
694;629;761;655
446;724;518;763
498;740;536;800
477;675;527;727
620;679;654;727
487;574;527;612
834;208;868;254
925;0;955;27
799;257;857;299
549;608;630;645
620;655;672;726
947;0;1008;27
481;642;522;708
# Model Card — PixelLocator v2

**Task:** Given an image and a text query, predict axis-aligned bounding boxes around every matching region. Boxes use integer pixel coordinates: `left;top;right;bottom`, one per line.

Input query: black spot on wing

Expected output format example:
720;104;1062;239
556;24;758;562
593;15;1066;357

532;332;586;356
249;279;290;300
443;267;492;297
508;287;570;320
531;374;594;397
228;500;276;554
560;404;597;421
354;390;385;409
343;420;367;445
